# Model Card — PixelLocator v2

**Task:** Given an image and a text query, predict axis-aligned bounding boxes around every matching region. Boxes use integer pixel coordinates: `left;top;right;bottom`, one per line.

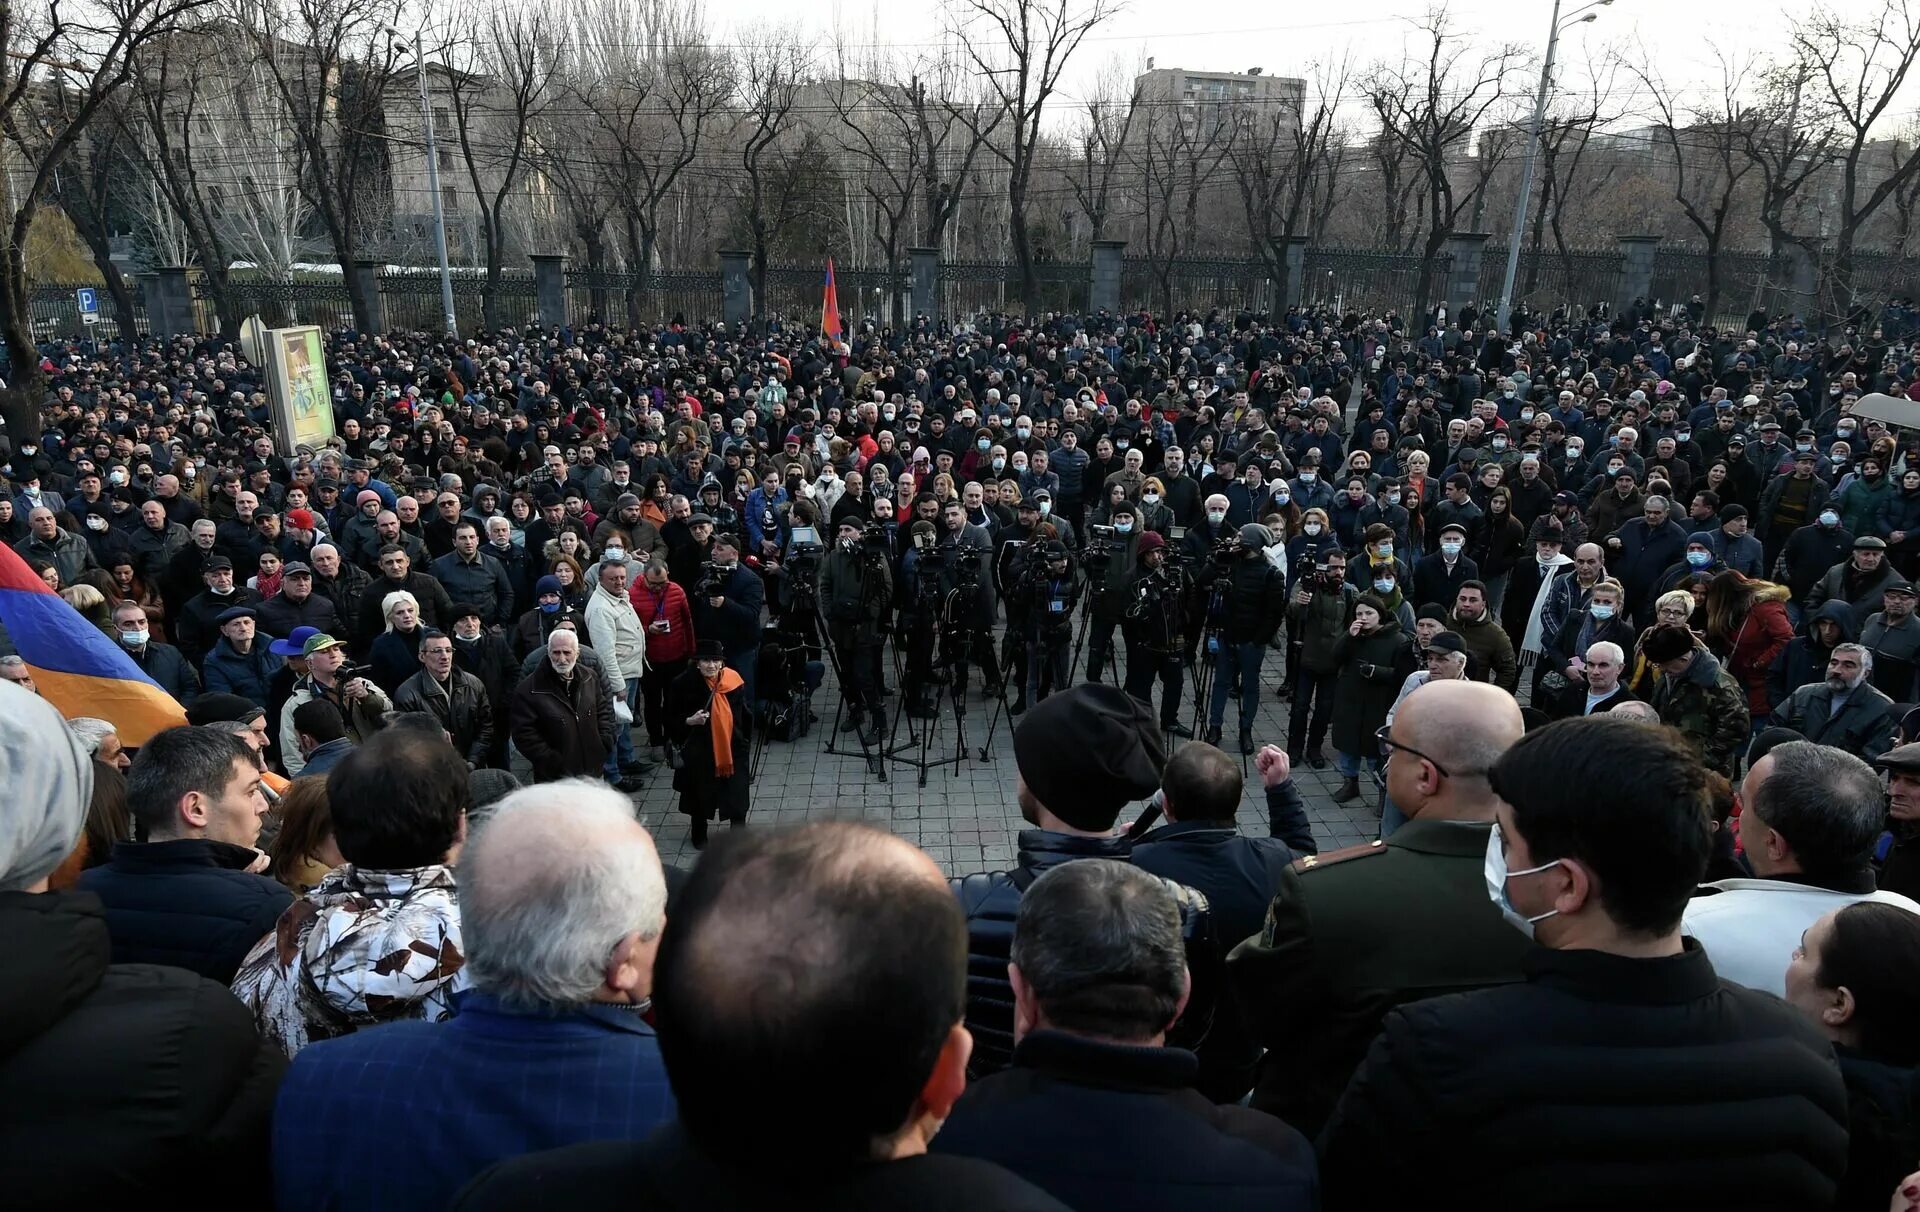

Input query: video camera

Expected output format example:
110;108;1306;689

1084;523;1117;571
697;559;732;599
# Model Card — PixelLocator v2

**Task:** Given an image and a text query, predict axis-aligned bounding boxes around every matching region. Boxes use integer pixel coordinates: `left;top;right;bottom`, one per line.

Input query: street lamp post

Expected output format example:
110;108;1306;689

389;29;457;338
1494;0;1609;336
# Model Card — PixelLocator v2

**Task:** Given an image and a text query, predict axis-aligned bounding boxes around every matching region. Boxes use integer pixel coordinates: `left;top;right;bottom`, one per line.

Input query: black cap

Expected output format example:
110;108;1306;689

205;555;234;571
1013;684;1165;832
1428;631;1468;655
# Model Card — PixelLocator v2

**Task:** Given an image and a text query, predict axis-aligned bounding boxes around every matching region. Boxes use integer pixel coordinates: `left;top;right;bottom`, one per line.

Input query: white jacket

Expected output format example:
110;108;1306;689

1682;877;1920;995
584;584;648;693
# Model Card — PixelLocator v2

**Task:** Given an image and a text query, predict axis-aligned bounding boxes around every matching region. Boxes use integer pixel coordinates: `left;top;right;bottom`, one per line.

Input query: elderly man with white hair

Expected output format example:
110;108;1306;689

267;780;674;1211
509;628;617;784
0;681;284;1202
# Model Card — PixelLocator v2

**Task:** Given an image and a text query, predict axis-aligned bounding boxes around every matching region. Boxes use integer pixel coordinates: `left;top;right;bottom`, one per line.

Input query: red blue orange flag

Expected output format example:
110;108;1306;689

0;541;187;745
821;258;842;343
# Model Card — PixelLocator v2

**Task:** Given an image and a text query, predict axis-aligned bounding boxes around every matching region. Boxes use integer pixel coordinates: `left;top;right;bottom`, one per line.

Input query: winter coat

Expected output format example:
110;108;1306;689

394;668;494;766
255;590;341;641
1722;587;1795;716
933;1031;1317;1212
201;638;282;707
1216;551;1290;645
510;657;616;782
281;676;392;778
369;627;425;695
1652;648;1751;776
1782;521;1856;605
1769;599;1859;712
430;551;516;629
664;665;752;825
1412;553;1478;615
231;864;467;1058
584;585;648;694
1317;942;1848;1212
1758;473;1833;542
1287;575;1358;674
1329;618;1409;756
1612;516;1690;621
354;572;454;648
1770;680;1899;762
1806;558;1900;624
688;563;766;661
1837;474;1892;537
626;578;695;665
0;890;285;1203
72;839;292;984
125;639;202;706
1448;608;1518;691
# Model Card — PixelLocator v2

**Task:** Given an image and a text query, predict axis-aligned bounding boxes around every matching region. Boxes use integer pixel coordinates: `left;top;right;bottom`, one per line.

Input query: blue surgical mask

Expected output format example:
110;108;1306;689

1589;603;1614;621
1441;540;1462;557
1114;521;1134;534
1819;510;1840;527
1484;821;1563;939
540;600;561;614
1373;577;1395;593
1272;492;1290;506
1687;550;1712;568
119;628;149;648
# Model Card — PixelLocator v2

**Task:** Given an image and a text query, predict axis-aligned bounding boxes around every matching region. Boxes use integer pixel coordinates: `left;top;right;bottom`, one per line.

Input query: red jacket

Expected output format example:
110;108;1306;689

1726;589;1794;715
627;578;696;664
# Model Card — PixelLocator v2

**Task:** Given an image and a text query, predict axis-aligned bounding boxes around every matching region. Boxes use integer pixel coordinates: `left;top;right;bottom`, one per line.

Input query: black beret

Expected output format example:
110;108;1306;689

1013;684;1165;831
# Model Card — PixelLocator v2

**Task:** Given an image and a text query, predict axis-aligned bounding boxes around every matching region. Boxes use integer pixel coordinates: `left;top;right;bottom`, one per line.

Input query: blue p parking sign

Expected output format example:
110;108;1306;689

75;287;99;324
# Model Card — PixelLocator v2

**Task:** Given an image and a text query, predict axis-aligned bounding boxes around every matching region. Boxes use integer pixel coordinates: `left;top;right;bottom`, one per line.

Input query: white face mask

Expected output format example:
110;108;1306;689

1304;522;1323;536
1484;821;1563;939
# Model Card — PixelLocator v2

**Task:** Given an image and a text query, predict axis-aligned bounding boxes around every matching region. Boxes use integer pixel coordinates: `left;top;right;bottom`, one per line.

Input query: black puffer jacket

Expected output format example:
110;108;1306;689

0;891;285;1202
1318;941;1849;1211
1210;553;1289;645
72;838;292;984
953;831;1221;1082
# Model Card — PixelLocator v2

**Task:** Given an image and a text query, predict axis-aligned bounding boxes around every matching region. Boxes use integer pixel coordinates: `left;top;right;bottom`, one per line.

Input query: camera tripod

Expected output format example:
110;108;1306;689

817;620;893;781
887;587;986;787
1187;578;1235;745
1068;583;1121;688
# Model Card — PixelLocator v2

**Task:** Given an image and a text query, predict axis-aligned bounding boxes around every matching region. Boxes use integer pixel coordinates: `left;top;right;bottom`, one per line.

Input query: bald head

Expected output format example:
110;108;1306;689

1392;680;1525;821
460;779;665;1009
654;823;964;1173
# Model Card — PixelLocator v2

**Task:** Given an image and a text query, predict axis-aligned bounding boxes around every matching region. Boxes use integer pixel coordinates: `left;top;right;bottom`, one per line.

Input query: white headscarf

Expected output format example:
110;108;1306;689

0;680;94;890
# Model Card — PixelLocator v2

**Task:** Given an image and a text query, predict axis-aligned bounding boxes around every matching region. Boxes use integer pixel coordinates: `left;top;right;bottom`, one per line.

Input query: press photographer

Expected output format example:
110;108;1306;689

817;517;894;743
1007;538;1081;711
1123;530;1190;735
1083;500;1145;684
1201;523;1291;753
938;499;1001;696
690;532;766;706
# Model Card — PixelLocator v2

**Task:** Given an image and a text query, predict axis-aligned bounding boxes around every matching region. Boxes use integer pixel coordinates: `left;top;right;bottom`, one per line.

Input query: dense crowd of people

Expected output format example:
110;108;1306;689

7;297;1920;1207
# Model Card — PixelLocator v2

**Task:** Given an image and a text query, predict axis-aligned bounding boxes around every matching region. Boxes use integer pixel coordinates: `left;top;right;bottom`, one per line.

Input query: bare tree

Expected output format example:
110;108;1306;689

51;94;142;334
566;0;725;327
1131;83;1232;316
729;30;814;328
950;0;1118;311
1065;54;1138;244
228;0;407;333
917;51;1005;256
0;0;217;392
1518;48;1626;302
1629;51;1759;322
1224;58;1348;297
1789;0;1920;326
439;5;557;330
1737;60;1838;260
821;41;939;322
1366;8;1524;315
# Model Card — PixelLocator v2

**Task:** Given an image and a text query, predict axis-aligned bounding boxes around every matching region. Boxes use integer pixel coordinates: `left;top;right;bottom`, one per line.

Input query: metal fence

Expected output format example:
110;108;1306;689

27;284;148;342
1301;247;1441;316
1475;246;1625;318
29;242;1920;342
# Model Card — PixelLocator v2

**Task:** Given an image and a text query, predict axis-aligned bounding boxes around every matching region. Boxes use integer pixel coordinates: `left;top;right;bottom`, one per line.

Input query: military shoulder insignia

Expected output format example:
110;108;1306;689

1292;839;1386;872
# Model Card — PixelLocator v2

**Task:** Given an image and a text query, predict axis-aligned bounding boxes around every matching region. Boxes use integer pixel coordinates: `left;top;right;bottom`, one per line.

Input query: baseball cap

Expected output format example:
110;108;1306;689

300;633;346;659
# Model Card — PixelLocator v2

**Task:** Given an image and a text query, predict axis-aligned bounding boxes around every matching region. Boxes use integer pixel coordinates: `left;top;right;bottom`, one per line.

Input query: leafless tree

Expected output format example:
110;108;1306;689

1519;48;1626;302
439;5;558;330
949;0;1118;311
918;51;1006;255
50;95;142;333
566;0;725;327
1789;0;1920;325
730;29;815;328
1628;51;1760;322
1366;8;1524;314
1224;58;1348;297
1065;54;1138;244
1131;83;1232;317
0;0;218;392
228;0;408;333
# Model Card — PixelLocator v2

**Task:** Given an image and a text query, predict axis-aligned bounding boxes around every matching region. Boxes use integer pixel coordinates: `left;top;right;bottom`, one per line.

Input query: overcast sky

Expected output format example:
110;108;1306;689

717;0;1915;135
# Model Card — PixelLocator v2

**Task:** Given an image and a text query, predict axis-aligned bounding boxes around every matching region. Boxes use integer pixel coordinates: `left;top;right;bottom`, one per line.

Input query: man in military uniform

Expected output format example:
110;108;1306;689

1227;679;1531;1137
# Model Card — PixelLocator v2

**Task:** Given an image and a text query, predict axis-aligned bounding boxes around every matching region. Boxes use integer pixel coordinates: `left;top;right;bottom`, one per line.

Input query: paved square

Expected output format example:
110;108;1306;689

620;652;1380;876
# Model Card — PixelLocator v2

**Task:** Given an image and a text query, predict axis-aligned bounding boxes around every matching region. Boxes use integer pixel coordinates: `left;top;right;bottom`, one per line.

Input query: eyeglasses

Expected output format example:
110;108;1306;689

1375;724;1487;781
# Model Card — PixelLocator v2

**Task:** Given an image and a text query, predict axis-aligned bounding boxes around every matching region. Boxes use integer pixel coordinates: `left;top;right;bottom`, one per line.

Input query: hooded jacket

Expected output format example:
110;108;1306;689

231;864;467;1058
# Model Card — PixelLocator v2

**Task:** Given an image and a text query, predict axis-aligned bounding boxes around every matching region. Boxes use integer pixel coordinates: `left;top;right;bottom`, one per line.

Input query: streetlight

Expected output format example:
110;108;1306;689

1494;0;1610;336
386;27;457;338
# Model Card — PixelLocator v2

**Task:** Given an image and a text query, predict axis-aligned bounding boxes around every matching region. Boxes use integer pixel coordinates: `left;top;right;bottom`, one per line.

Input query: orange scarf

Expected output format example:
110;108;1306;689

705;666;746;777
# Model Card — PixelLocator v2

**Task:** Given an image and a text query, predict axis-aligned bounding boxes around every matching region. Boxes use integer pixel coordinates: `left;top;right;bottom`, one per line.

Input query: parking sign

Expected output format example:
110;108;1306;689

75;287;99;325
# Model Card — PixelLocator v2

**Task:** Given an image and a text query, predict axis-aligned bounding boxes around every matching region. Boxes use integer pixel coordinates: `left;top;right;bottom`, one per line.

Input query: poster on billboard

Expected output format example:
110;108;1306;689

264;325;335;455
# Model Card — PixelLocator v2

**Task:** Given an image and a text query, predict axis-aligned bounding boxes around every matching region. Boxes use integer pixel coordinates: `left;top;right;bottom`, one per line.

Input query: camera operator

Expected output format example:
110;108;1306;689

938;499;1002;696
1084;500;1145;684
1201;523;1292;754
898;519;943;718
1123;531;1190;735
818;518;893;742
1286;547;1358;767
691;531;766;707
1182;492;1237;660
1008;538;1081;711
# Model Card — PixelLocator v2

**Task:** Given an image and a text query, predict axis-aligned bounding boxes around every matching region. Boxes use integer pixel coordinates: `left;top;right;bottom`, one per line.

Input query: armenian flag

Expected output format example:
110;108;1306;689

821;258;842;344
0;542;186;745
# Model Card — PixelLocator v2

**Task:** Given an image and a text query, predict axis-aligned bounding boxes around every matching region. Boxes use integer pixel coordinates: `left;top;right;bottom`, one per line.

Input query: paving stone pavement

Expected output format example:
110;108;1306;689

617;654;1380;877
